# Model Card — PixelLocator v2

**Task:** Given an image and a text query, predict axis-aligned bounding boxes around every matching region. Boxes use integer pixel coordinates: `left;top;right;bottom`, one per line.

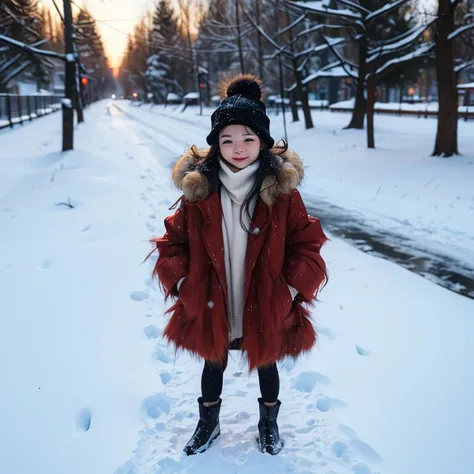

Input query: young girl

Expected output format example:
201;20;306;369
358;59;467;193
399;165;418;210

150;75;327;456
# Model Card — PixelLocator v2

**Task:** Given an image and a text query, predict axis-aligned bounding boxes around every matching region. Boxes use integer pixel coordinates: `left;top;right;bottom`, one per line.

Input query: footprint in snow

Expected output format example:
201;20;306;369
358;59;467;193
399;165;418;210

309;395;346;412
142;393;171;419
154;346;171;363
146;223;156;233
340;424;383;463
140;193;148;202
139;174;146;180
355;344;371;356
76;408;92;434
294;372;330;393
144;325;161;339
332;440;351;461
144;277;154;288
315;323;336;340
159;371;172;385
279;357;297;372
81;225;91;232
296;418;317;433
39;257;52;269
353;462;372;474
130;290;149;302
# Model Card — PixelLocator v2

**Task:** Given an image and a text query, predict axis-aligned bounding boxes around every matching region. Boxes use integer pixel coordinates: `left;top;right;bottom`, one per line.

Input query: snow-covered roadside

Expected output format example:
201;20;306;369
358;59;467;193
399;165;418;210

1;104;160;473
1;101;473;474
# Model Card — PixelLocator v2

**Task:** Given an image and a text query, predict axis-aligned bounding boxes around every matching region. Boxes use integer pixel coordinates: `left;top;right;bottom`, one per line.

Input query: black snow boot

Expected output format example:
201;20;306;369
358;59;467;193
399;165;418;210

257;398;283;455
183;397;221;456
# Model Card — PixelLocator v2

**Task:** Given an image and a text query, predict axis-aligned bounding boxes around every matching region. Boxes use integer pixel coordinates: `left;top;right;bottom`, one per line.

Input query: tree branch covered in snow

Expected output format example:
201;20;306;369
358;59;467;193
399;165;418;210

0;33;65;60
288;0;432;85
365;0;412;23
288;1;362;22
455;59;474;73
334;0;371;15
275;13;307;38
2;59;32;85
376;42;434;76
448;22;474;41
367;20;436;64
319;35;359;79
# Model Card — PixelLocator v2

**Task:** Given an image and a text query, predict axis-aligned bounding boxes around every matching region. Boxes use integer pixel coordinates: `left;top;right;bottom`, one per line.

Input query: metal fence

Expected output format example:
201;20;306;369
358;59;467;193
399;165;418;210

0;94;63;130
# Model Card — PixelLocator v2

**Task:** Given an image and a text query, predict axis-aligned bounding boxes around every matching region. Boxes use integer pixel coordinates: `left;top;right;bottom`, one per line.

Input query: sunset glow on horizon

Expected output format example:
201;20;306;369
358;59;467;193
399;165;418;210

42;0;155;70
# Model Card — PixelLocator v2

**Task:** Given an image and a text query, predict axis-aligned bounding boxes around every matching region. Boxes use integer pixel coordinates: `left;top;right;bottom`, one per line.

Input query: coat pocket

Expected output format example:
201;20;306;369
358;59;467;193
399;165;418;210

177;276;197;320
271;274;294;330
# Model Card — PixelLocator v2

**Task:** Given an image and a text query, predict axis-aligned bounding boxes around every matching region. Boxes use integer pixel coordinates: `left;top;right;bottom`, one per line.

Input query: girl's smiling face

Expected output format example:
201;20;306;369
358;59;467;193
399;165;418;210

219;124;261;171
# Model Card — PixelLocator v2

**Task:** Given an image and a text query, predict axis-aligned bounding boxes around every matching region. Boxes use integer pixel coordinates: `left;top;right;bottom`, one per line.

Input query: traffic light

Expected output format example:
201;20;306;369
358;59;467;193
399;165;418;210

81;77;88;86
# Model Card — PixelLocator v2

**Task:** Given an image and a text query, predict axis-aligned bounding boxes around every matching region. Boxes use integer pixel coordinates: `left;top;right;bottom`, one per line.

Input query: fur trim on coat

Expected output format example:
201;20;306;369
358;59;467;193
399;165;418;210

171;142;304;206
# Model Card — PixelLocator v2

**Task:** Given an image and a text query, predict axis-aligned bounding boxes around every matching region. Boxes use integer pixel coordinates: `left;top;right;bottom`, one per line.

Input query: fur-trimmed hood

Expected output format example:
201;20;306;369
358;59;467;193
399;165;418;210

171;142;304;206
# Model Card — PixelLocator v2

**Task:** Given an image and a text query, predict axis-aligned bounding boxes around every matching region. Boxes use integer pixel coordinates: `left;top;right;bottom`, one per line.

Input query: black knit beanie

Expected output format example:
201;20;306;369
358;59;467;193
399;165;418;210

206;74;274;148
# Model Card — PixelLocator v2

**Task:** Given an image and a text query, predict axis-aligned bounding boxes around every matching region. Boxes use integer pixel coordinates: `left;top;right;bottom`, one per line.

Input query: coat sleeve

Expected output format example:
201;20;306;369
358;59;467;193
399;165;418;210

150;200;189;298
282;190;328;303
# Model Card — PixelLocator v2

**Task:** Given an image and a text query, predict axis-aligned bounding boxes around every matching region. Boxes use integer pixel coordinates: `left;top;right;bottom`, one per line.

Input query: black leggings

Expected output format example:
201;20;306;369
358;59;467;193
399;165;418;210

201;354;280;403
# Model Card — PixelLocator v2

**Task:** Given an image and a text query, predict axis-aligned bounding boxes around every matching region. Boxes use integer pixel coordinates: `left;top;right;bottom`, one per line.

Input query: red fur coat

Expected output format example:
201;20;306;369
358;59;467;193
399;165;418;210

151;145;327;371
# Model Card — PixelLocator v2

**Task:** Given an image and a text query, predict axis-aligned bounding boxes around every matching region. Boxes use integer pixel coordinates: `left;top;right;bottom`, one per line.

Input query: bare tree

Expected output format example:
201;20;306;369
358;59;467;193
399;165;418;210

432;0;474;157
287;0;433;129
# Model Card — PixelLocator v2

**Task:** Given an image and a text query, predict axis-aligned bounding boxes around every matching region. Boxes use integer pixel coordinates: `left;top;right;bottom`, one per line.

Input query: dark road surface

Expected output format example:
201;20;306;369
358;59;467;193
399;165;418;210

305;197;474;300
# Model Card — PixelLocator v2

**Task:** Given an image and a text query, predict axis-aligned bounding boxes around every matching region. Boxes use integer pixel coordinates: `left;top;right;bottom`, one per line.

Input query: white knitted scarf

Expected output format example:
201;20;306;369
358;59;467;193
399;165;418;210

218;159;259;341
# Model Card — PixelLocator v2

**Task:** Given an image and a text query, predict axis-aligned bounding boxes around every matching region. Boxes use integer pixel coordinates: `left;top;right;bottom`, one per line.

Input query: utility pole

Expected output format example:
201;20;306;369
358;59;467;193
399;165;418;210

235;0;245;74
72;27;84;123
62;0;74;151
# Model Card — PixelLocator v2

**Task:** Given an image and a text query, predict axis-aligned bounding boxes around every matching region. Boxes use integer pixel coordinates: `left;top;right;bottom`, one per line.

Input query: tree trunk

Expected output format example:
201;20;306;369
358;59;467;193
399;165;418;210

285;8;312;129
366;73;375;148
300;86;313;129
292;66;313;128
346;37;367;129
290;89;299;122
63;0;74;151
433;0;458;157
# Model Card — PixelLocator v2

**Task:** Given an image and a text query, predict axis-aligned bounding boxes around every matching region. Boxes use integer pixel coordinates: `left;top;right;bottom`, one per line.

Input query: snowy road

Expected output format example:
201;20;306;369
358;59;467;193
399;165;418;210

304;198;474;300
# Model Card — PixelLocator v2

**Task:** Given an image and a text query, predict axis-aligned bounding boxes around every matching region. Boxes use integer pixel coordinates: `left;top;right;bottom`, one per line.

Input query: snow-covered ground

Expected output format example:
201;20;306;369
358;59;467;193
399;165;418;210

1;101;473;474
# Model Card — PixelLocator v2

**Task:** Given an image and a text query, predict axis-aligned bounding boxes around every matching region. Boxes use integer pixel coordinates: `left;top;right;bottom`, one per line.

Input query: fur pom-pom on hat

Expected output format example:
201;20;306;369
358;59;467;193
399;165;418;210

207;74;274;148
217;74;264;101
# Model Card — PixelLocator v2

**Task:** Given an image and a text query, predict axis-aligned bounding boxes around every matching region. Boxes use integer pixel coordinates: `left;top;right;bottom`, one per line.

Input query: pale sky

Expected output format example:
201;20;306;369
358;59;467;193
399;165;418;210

41;0;437;74
42;0;156;70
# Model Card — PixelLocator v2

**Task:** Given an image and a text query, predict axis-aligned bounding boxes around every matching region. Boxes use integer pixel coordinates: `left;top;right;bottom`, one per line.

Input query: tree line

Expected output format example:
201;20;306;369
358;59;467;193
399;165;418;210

120;0;474;157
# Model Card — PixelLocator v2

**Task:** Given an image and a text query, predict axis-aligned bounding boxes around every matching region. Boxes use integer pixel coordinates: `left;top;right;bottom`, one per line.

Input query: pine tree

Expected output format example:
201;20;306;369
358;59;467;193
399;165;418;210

0;0;50;91
128;19;149;95
146;0;183;98
75;7;110;97
145;53;172;101
119;35;135;97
